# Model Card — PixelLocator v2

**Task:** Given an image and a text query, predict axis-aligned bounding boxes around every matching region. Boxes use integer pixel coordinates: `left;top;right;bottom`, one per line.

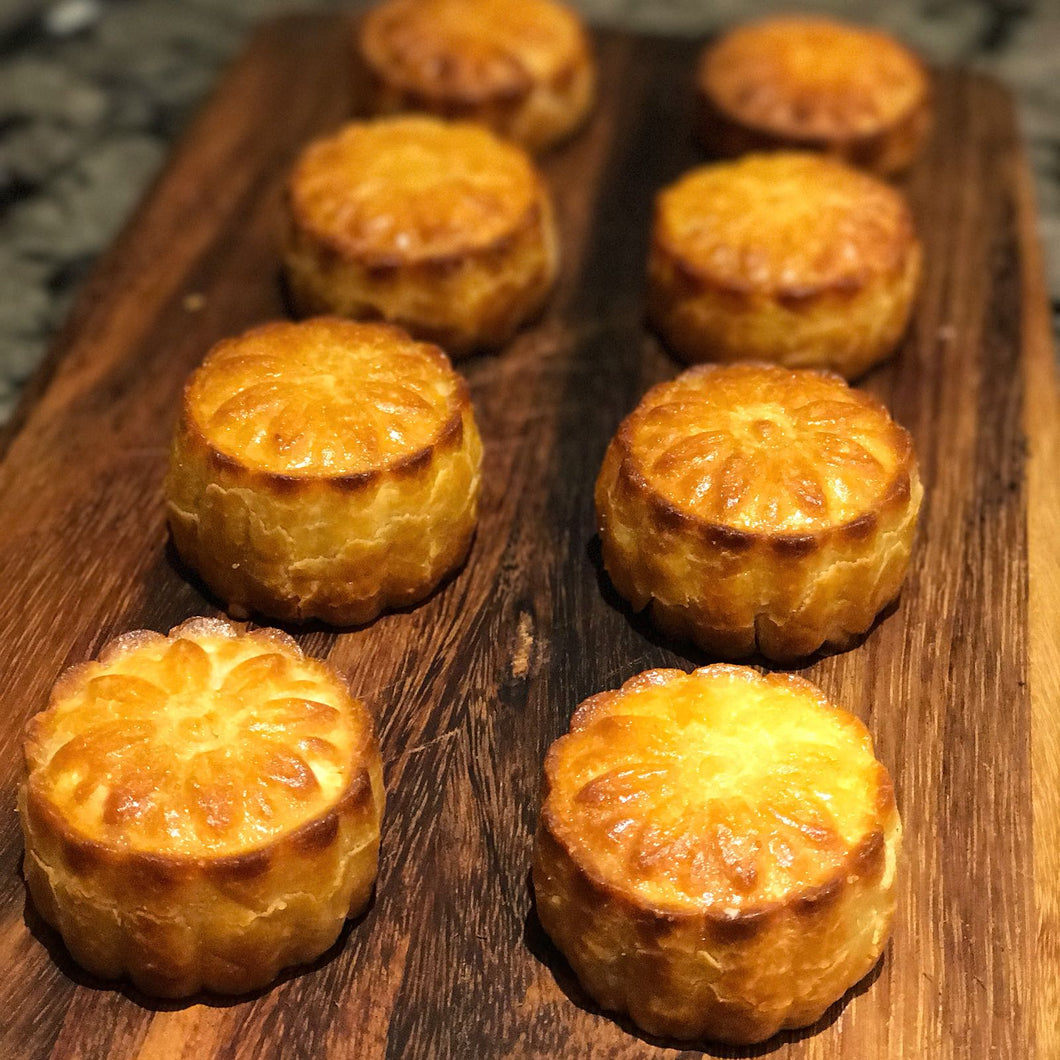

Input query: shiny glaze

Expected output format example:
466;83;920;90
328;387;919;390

624;363;912;533
288;116;539;263
654;153;916;295
360;0;588;102
184;318;462;477
544;665;894;911
701;17;927;139
24;620;369;857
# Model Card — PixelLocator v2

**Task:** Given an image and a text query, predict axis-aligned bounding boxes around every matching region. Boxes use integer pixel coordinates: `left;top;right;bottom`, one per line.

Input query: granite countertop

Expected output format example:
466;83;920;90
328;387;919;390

1;0;1058;425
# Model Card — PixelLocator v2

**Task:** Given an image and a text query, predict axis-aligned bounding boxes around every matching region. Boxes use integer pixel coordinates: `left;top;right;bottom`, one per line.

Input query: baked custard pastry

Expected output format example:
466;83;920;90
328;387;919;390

284;116;558;355
595;363;921;660
357;0;595;153
696;16;931;176
166;318;482;625
20;618;385;998
533;664;901;1044
648;152;921;378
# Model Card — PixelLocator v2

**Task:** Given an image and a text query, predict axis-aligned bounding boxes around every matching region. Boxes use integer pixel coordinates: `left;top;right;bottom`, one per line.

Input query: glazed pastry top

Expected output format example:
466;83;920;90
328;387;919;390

654;153;916;295
361;0;589;102
701;17;928;139
183;318;465;478
542;665;895;912
24;619;373;857
619;363;914;534
288;117;541;264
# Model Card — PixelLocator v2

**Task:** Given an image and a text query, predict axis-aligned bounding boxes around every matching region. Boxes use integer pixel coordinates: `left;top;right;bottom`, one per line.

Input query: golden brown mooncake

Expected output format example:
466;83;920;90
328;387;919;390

533;664;901;1044
357;0;595;153
647;152;922;379
19;618;385;998
284;116;559;356
696;16;931;176
595;363;922;661
165;318;482;626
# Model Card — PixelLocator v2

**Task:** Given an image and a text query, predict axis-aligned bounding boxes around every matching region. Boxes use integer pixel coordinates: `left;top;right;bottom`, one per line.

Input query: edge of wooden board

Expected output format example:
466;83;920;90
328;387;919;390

1014;122;1060;1056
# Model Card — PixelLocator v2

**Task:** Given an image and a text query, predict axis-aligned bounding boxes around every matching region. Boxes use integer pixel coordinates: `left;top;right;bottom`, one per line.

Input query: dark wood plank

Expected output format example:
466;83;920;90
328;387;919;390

0;14;1050;1059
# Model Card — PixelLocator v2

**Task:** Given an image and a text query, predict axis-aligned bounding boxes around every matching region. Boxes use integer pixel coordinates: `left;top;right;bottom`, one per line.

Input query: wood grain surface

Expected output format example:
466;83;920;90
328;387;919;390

1019;138;1060;1060
0;15;1056;1059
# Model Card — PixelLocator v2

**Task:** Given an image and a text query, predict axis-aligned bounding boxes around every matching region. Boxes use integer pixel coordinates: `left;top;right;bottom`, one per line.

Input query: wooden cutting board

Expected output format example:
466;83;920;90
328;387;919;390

0;15;1056;1060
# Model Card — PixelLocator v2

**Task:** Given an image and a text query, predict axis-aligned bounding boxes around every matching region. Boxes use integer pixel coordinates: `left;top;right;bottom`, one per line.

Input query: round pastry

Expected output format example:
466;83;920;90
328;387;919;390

647;152;922;378
165;318;482;626
533;664;901;1044
284;116;558;355
357;0;595;153
595;363;922;660
19;617;385;998
696;16;931;176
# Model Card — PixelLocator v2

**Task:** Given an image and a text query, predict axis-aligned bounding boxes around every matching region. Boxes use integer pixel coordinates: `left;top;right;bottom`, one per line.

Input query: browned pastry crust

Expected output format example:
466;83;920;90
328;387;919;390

696;16;931;176
594;363;922;660
357;0;596;153
533;664;901;1044
647;152;922;378
165;318;482;625
284;116;558;355
20;617;385;997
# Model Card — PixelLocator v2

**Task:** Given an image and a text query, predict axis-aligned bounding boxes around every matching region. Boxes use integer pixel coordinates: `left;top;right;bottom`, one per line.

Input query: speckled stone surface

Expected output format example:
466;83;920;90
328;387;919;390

1;0;1057;423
